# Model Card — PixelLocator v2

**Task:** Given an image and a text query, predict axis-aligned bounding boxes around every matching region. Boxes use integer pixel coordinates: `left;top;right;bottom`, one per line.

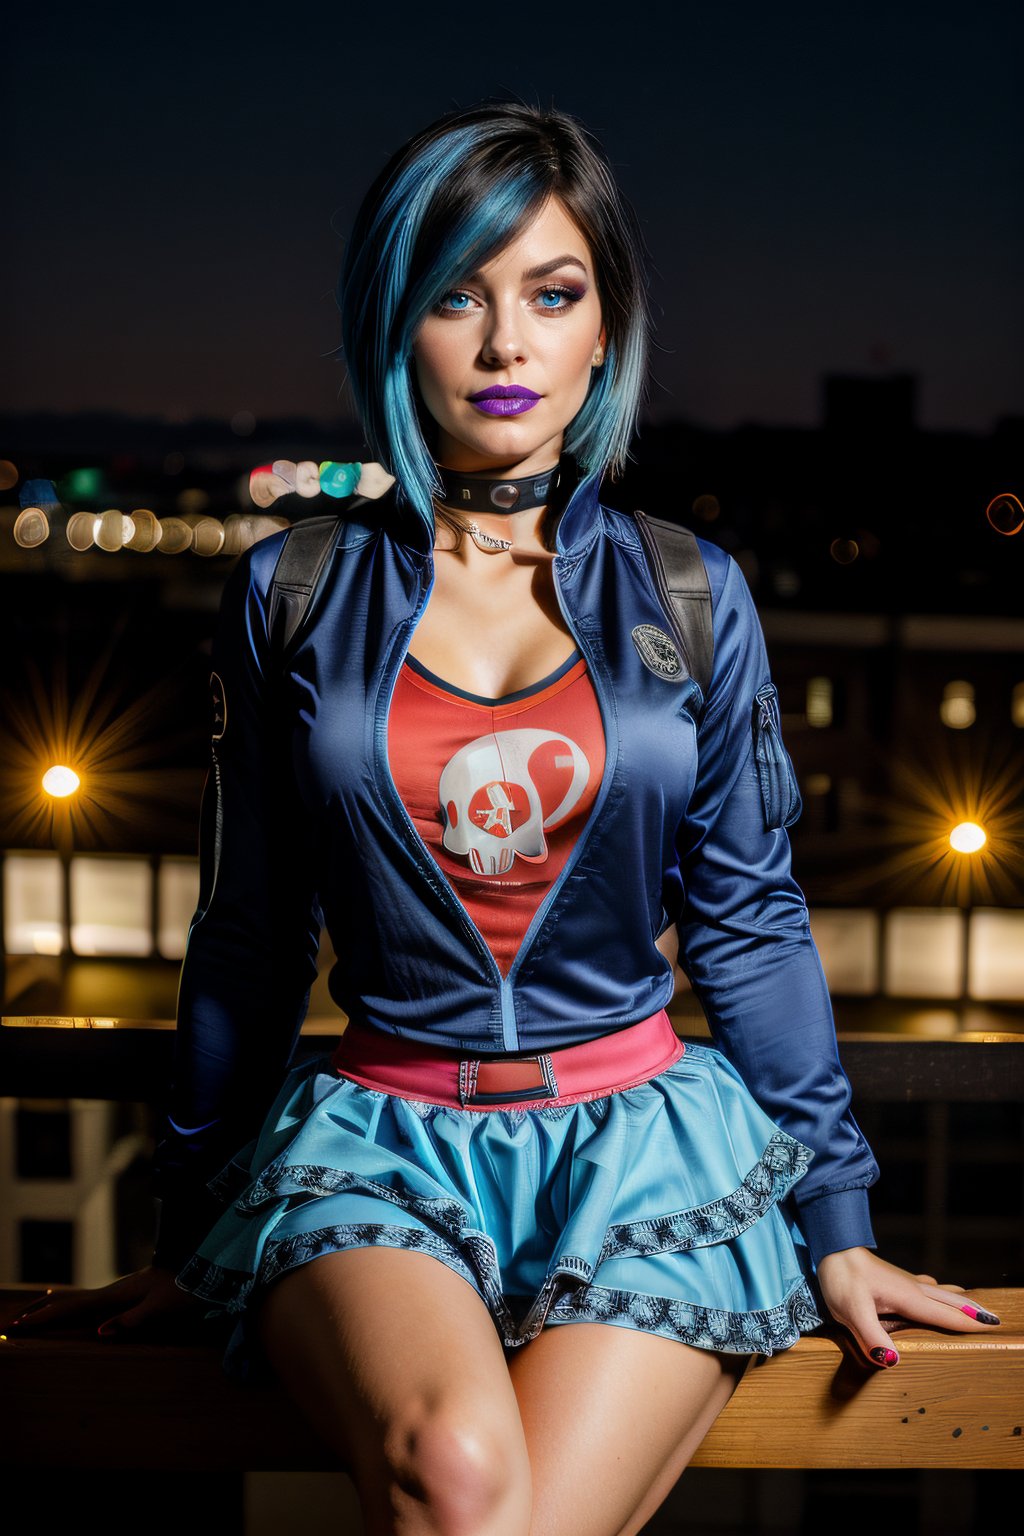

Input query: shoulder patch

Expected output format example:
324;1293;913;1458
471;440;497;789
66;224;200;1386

631;624;684;681
210;670;227;740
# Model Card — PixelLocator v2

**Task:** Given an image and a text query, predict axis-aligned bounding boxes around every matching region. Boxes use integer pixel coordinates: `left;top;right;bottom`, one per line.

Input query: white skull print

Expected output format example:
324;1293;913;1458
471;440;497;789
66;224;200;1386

439;727;591;876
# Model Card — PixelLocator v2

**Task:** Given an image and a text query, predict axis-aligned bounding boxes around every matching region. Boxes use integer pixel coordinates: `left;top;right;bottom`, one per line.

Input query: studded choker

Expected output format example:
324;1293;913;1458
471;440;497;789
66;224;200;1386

435;464;559;514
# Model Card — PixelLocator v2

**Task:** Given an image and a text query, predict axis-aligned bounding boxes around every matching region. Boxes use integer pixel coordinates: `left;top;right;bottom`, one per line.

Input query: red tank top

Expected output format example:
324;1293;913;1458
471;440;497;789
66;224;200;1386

387;647;606;977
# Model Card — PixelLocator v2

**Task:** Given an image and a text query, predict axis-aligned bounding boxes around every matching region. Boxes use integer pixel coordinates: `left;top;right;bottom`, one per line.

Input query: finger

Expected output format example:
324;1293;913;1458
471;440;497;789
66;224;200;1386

881;1281;1001;1332
835;1300;901;1369
104;1301;152;1332
915;1283;999;1323
10;1291;54;1321
96;1292;198;1338
10;1290;97;1329
948;1299;1001;1326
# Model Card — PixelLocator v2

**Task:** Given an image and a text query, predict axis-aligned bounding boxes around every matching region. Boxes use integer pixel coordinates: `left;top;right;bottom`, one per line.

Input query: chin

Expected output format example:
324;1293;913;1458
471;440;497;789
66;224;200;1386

450;417;565;470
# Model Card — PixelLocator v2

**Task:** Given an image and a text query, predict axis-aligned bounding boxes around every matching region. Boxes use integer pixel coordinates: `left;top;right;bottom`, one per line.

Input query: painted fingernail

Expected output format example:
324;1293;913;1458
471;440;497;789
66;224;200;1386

961;1304;1000;1325
870;1347;900;1367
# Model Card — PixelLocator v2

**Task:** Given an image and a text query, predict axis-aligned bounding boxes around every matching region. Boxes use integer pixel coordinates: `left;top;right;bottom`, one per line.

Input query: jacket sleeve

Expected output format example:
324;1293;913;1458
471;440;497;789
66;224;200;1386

674;550;879;1267
152;543;323;1272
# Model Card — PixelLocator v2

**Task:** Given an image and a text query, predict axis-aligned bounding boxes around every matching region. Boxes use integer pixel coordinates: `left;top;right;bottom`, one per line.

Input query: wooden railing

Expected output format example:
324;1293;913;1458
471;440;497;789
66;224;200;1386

1;1017;1022;1479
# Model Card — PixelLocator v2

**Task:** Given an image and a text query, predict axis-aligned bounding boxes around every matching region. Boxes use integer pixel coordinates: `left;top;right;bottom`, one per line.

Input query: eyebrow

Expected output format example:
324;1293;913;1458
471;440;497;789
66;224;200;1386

463;255;589;284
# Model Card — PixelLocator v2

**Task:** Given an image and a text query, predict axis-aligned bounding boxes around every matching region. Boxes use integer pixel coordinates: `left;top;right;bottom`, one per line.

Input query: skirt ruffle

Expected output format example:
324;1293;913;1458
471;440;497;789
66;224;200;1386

175;1041;825;1384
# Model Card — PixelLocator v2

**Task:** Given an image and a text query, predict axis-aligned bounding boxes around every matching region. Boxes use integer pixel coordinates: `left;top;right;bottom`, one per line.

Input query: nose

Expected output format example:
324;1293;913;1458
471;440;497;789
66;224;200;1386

481;299;527;368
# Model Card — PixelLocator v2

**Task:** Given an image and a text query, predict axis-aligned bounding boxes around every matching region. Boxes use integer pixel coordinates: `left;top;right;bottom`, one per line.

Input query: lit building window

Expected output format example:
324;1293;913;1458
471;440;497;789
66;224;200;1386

940;680;975;729
69;856;152;957
158;857;200;959
969;910;1024;1001
809;909;877;994
806;677;833;729
1012;682;1024;729
3;853;63;955
884;909;964;997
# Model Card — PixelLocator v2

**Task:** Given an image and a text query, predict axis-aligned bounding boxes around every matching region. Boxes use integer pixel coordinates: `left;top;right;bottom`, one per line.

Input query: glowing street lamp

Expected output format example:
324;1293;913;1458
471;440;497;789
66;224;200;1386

947;820;988;1009
42;764;82;970
949;821;987;855
42;765;81;799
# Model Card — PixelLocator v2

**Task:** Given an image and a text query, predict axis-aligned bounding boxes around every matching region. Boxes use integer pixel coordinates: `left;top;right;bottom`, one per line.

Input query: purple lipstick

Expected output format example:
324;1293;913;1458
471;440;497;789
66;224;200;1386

468;385;541;417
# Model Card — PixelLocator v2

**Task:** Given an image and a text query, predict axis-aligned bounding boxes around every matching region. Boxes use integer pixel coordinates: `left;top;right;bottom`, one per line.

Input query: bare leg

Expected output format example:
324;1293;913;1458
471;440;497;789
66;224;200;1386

505;1321;748;1536
255;1246;533;1536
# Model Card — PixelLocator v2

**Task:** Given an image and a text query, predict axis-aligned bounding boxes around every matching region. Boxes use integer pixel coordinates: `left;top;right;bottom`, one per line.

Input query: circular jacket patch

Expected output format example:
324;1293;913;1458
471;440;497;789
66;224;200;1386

210;670;227;740
631;625;684;681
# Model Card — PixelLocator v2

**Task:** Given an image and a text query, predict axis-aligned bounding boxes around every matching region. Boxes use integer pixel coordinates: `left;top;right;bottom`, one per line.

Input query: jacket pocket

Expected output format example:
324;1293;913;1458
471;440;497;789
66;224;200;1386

753;683;803;830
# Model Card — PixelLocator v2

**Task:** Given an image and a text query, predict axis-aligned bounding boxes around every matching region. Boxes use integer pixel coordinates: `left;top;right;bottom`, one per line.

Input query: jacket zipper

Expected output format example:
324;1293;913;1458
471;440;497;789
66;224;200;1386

373;566;508;1012
374;551;617;1053
502;551;619;1001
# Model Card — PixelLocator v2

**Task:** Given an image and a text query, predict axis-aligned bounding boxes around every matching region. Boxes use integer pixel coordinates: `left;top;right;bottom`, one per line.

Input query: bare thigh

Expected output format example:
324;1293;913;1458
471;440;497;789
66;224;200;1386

254;1244;533;1536
505;1322;748;1536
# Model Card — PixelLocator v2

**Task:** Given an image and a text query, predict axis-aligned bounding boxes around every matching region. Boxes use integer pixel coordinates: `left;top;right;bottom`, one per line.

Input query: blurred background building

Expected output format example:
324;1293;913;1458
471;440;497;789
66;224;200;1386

2;372;1022;1306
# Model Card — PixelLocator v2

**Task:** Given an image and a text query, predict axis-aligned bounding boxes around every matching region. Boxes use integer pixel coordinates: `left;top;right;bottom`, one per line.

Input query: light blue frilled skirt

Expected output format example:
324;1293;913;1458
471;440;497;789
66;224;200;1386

175;1041;825;1384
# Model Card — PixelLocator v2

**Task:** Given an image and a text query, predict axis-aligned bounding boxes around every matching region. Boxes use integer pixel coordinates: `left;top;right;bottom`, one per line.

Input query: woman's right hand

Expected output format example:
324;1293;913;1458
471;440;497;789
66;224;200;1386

7;1265;206;1340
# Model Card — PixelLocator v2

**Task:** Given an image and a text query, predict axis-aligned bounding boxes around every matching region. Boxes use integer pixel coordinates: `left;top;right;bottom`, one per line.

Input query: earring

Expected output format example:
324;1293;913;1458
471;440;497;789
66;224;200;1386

592;343;605;367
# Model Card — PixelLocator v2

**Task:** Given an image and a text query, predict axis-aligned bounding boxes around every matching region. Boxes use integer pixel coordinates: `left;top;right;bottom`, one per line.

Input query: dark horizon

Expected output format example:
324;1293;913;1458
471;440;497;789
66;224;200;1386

6;2;1023;438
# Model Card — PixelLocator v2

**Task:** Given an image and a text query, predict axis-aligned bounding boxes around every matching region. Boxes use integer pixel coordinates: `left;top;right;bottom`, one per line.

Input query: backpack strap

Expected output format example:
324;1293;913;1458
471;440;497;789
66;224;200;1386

266;514;347;655
632;509;714;706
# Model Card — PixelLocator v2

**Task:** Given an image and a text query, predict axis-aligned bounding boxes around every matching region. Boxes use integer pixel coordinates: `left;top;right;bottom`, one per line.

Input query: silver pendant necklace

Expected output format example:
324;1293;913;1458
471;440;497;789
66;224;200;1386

464;521;513;553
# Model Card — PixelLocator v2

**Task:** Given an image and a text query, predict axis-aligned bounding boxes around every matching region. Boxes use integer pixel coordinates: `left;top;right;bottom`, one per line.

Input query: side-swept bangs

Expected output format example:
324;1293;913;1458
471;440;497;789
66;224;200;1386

338;102;650;533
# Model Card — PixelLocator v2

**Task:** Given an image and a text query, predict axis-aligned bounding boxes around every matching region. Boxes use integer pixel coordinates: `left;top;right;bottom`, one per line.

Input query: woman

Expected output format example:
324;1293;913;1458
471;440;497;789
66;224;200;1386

13;102;997;1536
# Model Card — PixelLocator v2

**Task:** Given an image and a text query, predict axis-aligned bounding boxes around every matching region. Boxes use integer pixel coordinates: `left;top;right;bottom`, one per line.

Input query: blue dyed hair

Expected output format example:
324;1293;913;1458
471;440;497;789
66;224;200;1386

337;102;650;534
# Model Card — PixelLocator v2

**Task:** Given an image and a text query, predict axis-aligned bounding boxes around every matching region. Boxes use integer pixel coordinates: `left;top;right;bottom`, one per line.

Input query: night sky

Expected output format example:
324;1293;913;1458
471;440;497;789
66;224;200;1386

6;1;1023;437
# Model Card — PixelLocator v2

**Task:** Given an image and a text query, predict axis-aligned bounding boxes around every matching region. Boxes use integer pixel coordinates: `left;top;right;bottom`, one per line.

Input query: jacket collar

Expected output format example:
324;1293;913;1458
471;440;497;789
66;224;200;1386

552;463;604;557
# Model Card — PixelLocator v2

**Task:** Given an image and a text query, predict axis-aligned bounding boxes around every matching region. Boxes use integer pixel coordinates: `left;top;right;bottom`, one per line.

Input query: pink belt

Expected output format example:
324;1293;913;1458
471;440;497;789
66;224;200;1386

330;1009;685;1112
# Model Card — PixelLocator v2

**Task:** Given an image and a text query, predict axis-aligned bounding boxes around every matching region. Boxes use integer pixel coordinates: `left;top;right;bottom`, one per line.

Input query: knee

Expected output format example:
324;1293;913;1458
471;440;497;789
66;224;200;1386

379;1398;526;1534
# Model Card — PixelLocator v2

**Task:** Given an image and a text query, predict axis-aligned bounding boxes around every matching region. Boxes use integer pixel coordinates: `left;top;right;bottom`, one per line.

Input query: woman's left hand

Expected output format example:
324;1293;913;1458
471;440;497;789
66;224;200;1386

816;1246;1001;1369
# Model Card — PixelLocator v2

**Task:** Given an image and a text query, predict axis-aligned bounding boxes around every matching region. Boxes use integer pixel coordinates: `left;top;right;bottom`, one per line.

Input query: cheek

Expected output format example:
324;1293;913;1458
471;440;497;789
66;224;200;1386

561;335;601;402
411;328;469;414
412;342;451;418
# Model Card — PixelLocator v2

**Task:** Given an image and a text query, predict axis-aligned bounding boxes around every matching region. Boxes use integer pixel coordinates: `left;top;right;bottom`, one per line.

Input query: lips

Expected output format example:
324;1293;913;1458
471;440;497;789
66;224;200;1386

468;385;542;417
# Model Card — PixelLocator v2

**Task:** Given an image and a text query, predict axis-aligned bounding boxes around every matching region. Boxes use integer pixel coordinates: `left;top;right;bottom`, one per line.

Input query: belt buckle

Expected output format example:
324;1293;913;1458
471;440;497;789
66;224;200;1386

458;1052;559;1107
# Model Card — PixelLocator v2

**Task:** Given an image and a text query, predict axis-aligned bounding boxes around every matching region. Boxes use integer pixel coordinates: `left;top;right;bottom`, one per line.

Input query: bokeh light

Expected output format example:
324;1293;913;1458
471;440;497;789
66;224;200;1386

940;680;976;730
692;494;720;522
59;467;104;501
985;493;1024;536
949;821;987;854
806;677;833;728
13;508;49;548
42;765;81;798
177;486;210;515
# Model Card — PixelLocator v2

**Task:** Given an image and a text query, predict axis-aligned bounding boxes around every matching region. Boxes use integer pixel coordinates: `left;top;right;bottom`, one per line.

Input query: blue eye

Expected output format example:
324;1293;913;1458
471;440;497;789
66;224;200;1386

534;285;585;313
440;291;472;312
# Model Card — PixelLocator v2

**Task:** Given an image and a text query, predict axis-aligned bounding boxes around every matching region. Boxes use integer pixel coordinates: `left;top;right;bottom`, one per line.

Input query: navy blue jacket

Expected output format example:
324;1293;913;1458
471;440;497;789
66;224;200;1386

153;472;879;1271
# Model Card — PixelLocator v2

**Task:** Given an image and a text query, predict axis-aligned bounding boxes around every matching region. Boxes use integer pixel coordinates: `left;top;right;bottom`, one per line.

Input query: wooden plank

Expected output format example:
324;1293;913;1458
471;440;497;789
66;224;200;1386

692;1287;1024;1469
2;1288;1021;1471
